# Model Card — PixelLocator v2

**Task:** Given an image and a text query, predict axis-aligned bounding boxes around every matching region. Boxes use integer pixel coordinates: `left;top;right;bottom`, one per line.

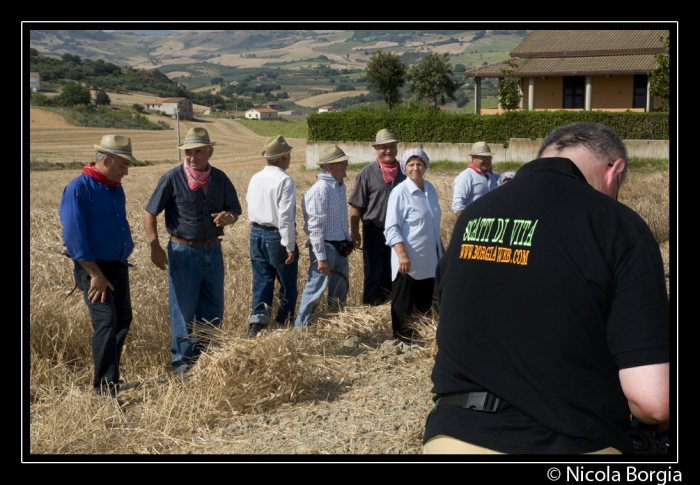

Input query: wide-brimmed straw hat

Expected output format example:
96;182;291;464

470;141;494;157
94;134;138;163
317;145;350;165
178;127;216;150
262;135;294;160
372;128;399;146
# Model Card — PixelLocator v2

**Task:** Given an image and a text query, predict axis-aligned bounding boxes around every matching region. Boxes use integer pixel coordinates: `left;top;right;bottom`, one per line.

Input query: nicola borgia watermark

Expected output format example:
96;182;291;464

546;467;682;485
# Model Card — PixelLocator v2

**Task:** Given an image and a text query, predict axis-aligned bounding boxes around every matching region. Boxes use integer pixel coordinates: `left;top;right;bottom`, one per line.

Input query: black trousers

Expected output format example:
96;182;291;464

362;223;393;305
75;262;132;395
390;273;435;340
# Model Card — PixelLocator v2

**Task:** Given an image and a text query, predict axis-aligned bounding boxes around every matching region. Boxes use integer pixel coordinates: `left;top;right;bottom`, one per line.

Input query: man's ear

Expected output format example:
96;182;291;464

605;158;625;189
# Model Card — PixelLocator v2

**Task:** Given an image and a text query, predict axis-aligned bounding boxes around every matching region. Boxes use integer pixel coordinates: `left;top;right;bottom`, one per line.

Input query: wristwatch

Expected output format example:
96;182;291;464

227;212;238;223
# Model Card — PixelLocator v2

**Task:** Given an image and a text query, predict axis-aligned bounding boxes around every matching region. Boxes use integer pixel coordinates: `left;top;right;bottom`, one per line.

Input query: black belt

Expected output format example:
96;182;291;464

437;392;511;413
252;222;278;230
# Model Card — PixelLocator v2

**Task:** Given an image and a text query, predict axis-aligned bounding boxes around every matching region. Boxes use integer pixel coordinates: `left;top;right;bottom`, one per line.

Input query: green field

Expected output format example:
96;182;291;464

235;119;308;139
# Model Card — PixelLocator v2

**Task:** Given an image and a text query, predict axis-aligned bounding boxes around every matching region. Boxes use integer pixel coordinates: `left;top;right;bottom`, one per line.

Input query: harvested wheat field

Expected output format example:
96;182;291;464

294;90;369;108
27;113;671;457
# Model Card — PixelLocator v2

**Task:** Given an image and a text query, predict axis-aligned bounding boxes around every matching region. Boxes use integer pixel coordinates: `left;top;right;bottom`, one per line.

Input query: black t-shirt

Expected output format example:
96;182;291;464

426;158;669;454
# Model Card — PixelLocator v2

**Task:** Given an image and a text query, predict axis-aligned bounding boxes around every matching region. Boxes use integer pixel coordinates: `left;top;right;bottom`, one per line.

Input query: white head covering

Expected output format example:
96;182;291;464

400;148;430;175
497;171;516;187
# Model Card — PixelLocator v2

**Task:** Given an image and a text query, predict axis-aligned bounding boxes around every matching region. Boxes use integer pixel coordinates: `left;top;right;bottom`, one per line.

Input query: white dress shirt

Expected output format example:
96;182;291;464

246;165;296;251
451;167;499;213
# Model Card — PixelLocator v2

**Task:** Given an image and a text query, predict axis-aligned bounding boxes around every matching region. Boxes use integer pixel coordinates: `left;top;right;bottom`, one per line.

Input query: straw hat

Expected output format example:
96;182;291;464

317;145;350;165
470;141;494;157
178;127;216;150
261;135;294;160
372;128;399;146
94;135;138;163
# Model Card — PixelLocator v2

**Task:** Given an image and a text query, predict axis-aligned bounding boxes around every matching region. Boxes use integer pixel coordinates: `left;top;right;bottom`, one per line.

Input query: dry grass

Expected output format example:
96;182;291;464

27;116;671;456
294;90;369;108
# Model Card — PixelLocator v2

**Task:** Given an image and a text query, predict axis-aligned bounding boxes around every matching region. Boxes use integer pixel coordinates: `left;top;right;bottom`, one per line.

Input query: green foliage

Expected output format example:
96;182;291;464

408;52;461;107
30;93;55;106
307;107;670;142
94;89;111;106
132;103;145;113
56;82;92;107
650;34;670;112
496;60;521;111
235;119;308;139
365;50;407;109
60;107;171;130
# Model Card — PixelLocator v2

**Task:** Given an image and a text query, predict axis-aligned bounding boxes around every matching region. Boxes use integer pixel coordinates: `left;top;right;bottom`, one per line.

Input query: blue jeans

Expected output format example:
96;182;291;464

75;262;132;395
295;244;349;328
249;225;298;327
362;223;393;305
168;240;224;371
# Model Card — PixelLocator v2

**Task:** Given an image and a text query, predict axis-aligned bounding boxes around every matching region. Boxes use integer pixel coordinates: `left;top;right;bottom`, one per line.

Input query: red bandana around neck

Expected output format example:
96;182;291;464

82;162;121;187
183;162;211;191
378;159;399;184
468;162;492;178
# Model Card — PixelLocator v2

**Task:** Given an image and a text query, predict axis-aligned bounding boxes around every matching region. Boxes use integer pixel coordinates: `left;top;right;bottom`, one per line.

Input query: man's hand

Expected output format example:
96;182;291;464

285;250;296;265
212;211;237;227
317;259;330;276
351;229;362;248
88;273;114;303
150;242;168;270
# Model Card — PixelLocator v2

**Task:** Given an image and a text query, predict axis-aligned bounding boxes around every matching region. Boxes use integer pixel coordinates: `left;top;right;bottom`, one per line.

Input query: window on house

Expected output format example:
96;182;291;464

563;76;585;109
633;74;647;109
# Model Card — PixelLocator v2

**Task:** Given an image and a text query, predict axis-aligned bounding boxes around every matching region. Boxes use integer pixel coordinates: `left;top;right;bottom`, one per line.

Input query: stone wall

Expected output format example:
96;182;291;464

305;139;670;168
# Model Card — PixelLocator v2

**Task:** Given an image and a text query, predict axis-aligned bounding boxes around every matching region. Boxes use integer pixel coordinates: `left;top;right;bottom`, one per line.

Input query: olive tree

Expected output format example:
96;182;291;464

408;52;461;107
365;50;407;109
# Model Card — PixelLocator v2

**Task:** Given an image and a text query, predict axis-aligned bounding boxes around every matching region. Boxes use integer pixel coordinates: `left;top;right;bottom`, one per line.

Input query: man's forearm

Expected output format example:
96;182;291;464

144;211;160;244
349;205;362;234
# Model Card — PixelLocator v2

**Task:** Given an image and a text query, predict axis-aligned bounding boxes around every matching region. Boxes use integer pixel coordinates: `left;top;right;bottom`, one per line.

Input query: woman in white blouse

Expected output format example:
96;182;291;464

384;149;443;345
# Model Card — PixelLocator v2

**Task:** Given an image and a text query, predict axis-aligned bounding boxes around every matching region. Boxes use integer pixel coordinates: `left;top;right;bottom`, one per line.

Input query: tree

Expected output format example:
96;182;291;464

496;60;521;111
408;52;461;107
132;103;145;113
365;50;407;109
94;89;111;107
650;34;669;112
56;82;92;107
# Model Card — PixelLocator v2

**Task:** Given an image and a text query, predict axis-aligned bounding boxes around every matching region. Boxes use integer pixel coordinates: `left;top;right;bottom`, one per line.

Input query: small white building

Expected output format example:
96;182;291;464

317;106;334;113
30;72;41;92
144;97;193;120
245;108;278;120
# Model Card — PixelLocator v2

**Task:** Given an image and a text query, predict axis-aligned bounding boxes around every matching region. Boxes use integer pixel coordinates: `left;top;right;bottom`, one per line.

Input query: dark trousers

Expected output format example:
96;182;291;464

362;223;393;306
391;273;435;340
75;262;132;395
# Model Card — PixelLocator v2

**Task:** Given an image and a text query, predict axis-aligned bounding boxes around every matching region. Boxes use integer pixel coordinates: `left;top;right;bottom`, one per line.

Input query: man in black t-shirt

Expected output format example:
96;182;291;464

424;122;669;454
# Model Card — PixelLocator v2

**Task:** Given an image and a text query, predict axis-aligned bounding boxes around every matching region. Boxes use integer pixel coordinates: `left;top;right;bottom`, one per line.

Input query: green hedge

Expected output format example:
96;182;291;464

307;107;669;143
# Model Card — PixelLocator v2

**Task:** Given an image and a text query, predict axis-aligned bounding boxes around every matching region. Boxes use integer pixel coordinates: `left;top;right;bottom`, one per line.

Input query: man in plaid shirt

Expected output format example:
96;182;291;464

295;145;353;328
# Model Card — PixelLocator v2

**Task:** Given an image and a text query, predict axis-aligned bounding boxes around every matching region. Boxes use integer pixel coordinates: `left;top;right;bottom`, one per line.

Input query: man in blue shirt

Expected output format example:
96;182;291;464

59;134;140;397
144;127;242;374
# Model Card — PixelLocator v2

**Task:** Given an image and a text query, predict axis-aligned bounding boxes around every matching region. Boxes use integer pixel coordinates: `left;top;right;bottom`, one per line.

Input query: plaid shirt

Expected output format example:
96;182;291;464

302;173;351;261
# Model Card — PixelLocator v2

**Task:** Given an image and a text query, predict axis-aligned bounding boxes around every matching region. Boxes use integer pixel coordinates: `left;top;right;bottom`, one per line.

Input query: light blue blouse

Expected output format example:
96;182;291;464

384;177;443;281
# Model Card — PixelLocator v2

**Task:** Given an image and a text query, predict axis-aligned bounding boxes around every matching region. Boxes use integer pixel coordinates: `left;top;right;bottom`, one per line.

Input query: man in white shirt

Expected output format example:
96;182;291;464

451;141;500;217
246;135;298;337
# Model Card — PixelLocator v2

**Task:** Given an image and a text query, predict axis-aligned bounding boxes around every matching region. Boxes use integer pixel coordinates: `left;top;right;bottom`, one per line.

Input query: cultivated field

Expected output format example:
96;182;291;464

294;90;369;108
27;111;671;457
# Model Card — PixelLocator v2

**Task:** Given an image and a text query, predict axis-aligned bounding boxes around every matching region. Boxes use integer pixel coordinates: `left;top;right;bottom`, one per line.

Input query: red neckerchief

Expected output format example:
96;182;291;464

82;162;121;187
183;162;211;191
468;162;492;178
378;158;399;183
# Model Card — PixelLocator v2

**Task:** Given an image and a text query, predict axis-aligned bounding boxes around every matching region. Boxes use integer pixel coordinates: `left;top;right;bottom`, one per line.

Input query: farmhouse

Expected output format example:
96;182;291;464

317;106;335;113
262;102;284;110
245;108;278;120
30;72;41;92
465;30;668;114
143;97;193;120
